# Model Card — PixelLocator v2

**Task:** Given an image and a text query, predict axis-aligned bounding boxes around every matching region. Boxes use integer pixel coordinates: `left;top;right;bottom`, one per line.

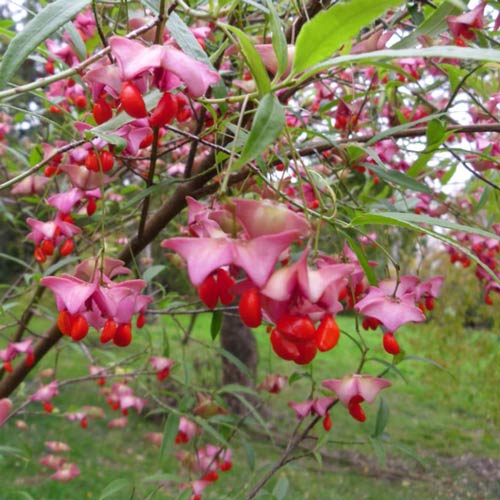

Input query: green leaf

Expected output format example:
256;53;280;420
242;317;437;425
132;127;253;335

233;93;285;170
224;24;271;96
272;476;289;500
16;493;36;500
143;265;166;283
341;232;377;286
63;21;86;61
293;0;404;73
403;355;452;376
265;0;288;77
351;211;500;285
210;310;223;340
159;413;180;462
424;118;448;152
372;398;390;438
0;0;91;89
91;130;128;152
394;2;463;49
97;479;131;500
242;439;256;471
175;489;192;500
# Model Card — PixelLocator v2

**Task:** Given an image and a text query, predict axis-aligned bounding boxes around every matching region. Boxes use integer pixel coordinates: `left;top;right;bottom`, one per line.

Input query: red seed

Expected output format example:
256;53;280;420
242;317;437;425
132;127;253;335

57;311;73;336
74;95;87;109
43;402;54;413
270;328;300;361
276;314;316;343
113;323;132;347
136;312;146;329
425;296;435;311
86;198;97;216
34;246;46;263
120;82;147;118
41;239;54;256
25;352;35;367
149;92;178;127
348;401;366;422
101;318;117;343
216;268;235;305
198;274;219;309
315;314;340;352
92;100;113;124
70;314;89;341
85;151;99;172
238;288;262;328
60;239;74;256
323;412;332;431
383;332;400;355
294;340;317;365
3;361;12;373
100;150;114;172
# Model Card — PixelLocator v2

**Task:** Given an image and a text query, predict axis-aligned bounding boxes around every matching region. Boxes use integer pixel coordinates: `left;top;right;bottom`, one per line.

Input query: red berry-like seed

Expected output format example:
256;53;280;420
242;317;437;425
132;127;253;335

70;314;89;341
101;318;117;343
348;402;366;422
60;238;74;256
25;352;35;367
323;412;332;431
198;274;219;309
34;246;46;263
113;323;132;347
216;268;235;306
383;332;400;355
136;312;146;329
41;239;54;256
316;314;340;352
92;100;113;124
120;82;148;118
100;151;114;172
149;92;178;127
85;151;99;172
74;95;87;109
86;198;97;216
57;310;73;336
238;288;262;328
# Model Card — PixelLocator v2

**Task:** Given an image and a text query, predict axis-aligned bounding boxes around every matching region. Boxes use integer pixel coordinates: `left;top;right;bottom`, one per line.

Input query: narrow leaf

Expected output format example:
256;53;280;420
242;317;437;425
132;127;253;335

97;479;131;500
265;0;288;77
225;25;271;96
242;439;256;471
159;413;180;461
293;0;404;73
394;2;463;49
368;436;387;468
0;0;91;89
143;265;166;283
210;310;223;340
233;93;285;170
372;398;390;438
272;476;289;500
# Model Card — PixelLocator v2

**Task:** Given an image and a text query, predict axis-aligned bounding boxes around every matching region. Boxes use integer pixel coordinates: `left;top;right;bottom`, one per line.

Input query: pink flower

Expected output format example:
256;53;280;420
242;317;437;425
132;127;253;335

50;463;80;482
288;397;335;419
11;175;50;196
257;374;287;393
322;374;391;422
45;441;70;453
162;231;299;287
107;416;128;428
109;36;219;97
0;398;12;427
176;417;199;444
40;454;66;470
355;278;426;332
150;356;174;381
447;3;485;42
30;381;59;403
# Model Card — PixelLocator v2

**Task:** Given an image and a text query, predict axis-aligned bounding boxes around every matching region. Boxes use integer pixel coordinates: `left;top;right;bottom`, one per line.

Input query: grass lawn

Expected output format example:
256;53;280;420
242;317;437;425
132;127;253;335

0;311;498;500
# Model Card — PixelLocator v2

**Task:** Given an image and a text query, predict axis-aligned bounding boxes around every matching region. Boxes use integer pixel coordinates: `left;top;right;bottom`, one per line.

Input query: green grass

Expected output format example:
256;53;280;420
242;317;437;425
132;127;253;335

0;311;498;500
